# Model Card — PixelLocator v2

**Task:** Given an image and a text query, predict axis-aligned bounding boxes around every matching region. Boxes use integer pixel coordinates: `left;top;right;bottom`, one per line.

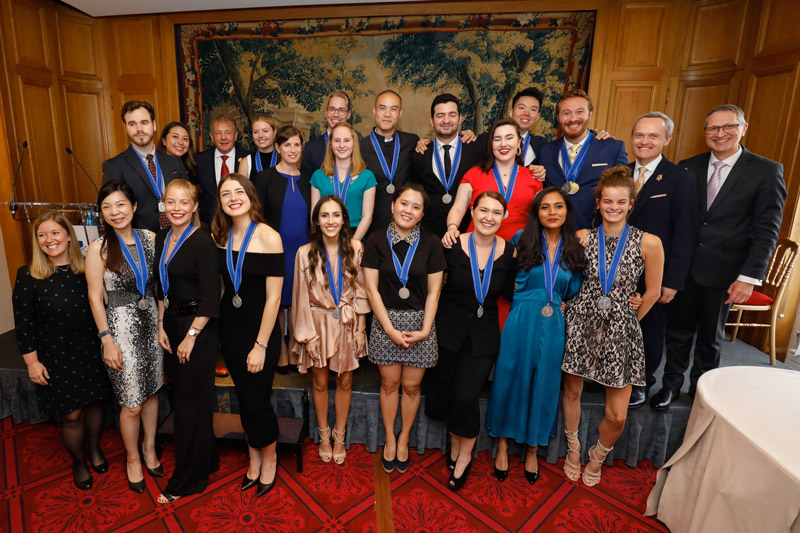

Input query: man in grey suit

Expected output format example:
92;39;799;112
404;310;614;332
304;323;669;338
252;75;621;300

102;100;188;232
652;104;787;409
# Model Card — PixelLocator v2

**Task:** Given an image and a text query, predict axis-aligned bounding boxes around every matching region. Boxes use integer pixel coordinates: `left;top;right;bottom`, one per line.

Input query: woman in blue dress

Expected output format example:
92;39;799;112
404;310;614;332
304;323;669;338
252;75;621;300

486;186;585;484
310;123;377;241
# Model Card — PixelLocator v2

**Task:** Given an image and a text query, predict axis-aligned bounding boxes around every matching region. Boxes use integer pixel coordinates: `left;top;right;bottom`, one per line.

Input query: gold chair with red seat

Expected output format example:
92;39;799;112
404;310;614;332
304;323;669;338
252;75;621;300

725;238;799;365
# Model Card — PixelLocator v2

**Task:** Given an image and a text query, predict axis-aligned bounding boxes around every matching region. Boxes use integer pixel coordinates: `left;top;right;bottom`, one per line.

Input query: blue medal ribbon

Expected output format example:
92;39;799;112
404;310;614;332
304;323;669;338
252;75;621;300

468;234;497;306
597;224;630;297
432;138;462;193
521;132;532;165
386;228;420;287
117;230;149;299
135;151;164;201
226;221;258;295
159;223;195;298
559;130;593;185
254;151;277;173
492;163;519;204
541;231;563;303
370;131;400;185
323;249;344;306
332;166;353;203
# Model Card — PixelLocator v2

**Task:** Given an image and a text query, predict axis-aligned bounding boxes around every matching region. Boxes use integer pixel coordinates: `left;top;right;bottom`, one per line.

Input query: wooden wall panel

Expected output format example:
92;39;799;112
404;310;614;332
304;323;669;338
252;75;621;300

607;82;659;156
111;20;158;82
683;0;748;70
757;0;800;54
62;85;105;201
614;4;666;69
741;68;795;162
10;0;49;71
17;78;62;202
56;12;100;79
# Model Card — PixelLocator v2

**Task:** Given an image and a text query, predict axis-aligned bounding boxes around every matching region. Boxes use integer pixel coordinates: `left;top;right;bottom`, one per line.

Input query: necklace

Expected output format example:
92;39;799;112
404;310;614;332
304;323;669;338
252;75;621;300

56;264;69;272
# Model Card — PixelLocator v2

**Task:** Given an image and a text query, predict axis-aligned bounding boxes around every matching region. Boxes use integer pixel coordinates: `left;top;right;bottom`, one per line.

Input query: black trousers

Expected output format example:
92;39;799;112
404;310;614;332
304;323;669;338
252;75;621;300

663;276;732;391
640;301;665;390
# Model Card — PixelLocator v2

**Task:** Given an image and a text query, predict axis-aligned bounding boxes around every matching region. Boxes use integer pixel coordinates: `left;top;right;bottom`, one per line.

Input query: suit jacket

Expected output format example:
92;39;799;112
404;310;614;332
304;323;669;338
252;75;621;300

194;146;249;226
360;130;420;233
541;134;628;229
628;157;699;291
411;138;482;237
476;131;546;166
253;166;312;231
101;146;187;232
300;134;327;178
680;146;786;288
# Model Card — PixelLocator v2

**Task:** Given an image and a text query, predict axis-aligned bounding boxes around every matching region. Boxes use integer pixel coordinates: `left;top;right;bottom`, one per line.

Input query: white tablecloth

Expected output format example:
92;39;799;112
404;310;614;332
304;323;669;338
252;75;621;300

646;366;800;532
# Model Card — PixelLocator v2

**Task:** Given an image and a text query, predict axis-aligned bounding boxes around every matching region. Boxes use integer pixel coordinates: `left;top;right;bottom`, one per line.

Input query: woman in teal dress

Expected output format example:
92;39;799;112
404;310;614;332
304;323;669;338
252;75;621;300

310;122;377;240
486;186;585;484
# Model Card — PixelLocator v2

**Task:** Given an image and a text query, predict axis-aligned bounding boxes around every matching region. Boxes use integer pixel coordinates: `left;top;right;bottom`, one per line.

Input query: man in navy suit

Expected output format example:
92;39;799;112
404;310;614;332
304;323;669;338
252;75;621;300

540;89;628;229
194;112;249;225
300;90;351;178
652;104;787;409
624;112;699;409
411;93;482;237
102;100;188;232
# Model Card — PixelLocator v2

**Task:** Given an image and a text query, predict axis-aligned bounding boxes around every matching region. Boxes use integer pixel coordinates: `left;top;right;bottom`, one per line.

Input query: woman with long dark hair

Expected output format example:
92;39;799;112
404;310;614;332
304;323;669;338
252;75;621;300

291;195;369;465
13;213;112;490
86;180;163;493
159;121;198;178
486;186;585;484
213;173;284;497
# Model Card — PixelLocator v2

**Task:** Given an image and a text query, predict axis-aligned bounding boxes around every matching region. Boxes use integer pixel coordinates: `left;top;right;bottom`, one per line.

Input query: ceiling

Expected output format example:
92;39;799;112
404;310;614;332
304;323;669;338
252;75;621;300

62;0;419;18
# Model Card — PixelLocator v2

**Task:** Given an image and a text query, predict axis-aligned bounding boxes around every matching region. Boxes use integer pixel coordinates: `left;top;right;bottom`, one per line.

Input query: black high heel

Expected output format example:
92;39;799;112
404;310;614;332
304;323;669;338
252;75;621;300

524;469;540;485
448;460;472;490
90;452;108;474
139;444;164;478
72;463;93;491
241;473;258;491
494;466;509;482
257;479;275;497
128;478;145;493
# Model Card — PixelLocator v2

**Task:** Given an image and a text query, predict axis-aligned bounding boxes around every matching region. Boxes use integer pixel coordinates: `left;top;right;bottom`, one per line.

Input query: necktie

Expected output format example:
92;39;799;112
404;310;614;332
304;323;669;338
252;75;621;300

147;154;169;229
442;144;452;179
635;166;647;195
568;144;580;164
706;161;726;210
220;154;230;178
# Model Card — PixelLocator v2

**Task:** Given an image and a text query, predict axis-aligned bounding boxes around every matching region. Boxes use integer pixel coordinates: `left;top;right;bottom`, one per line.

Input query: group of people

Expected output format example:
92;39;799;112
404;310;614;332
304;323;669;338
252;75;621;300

13;85;785;502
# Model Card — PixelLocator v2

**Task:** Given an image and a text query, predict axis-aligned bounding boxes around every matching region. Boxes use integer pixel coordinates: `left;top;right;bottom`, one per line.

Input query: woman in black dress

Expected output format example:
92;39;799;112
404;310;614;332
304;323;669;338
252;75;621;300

159;121;198;179
213;173;284;497
13;213;112;490
423;191;516;490
241;114;279;179
154;179;220;503
362;183;446;474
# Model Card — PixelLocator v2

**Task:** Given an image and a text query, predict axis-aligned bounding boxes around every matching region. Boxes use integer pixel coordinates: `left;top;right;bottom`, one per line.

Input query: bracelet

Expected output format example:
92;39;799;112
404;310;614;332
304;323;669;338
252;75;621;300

255;340;268;349
158;319;164;323
98;329;111;339
446;223;458;229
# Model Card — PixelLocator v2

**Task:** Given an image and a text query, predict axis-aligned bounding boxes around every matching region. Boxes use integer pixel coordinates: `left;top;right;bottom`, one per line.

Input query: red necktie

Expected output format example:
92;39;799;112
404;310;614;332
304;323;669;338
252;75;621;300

220;155;230;178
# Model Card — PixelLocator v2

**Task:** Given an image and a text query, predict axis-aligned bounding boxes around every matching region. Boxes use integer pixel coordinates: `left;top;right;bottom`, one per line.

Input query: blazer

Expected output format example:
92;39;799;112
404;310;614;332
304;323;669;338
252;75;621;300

681;146;786;288
194;146;249;226
540;134;628;229
253;166;312;231
627;157;699;291
101;145;187;232
360;129;420;233
476;131;546;166
300;134;327;178
411;138;482;237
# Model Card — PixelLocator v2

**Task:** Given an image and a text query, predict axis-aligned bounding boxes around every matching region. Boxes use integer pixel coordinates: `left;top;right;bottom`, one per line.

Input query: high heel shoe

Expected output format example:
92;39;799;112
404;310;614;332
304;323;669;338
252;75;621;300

318;426;332;463
563;430;582;482
448;460;472;491
139;444;164;478
257;468;276;497
446;447;457;470
494;450;509;482
582;440;613;487
128;478;145;494
332;427;346;465
90;456;108;474
524;469;540;485
382;445;396;474
241;473;258;491
72;463;93;490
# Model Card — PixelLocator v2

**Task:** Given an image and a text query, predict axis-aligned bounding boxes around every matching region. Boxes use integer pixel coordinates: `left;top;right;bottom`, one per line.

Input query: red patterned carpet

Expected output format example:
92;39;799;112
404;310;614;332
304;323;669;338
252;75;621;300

0;417;669;532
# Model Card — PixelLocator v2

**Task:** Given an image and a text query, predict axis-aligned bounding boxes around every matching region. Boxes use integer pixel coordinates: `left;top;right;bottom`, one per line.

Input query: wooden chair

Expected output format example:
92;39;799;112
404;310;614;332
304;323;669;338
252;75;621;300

726;238;799;365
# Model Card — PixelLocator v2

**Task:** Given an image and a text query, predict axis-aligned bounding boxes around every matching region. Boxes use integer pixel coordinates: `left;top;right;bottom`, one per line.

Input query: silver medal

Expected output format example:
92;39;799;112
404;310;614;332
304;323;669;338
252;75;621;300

562;182;573;194
138;298;149;310
386;183;395;194
332;308;341;319
398;286;410;300
158;201;166;213
597;296;612;310
476;305;484;318
442;193;452;204
163;295;169;309
542;303;554;317
232;294;243;308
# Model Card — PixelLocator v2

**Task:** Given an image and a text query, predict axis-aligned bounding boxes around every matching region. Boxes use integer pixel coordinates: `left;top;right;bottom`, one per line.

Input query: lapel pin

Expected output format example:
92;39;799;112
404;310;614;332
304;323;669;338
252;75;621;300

656;174;663;181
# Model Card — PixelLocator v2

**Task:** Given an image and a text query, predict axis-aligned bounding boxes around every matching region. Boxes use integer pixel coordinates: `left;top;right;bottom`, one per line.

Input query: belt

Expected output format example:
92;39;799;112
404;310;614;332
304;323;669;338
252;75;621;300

164;301;199;317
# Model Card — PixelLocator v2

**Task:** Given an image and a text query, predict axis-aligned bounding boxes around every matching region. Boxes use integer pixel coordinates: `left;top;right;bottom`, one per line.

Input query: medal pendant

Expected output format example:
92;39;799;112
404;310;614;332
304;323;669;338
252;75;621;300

163;295;169;309
542;303;554;317
570;181;580;194
398;286;410;300
138;298;149;310
442;193;452;204
476;305;484;318
503;210;509;219
232;294;243;308
597;296;612;310
158;201;166;213
386;183;395;194
562;182;573;194
332;308;342;319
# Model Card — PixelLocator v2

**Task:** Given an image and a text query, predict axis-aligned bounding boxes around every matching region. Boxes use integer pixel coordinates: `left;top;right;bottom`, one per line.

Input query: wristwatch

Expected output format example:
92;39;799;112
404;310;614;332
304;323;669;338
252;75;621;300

188;327;201;338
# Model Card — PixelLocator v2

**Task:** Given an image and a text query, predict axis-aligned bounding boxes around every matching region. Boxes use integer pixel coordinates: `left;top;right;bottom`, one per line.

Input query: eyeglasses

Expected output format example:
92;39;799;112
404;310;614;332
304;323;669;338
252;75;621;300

704;124;741;134
327;107;348;116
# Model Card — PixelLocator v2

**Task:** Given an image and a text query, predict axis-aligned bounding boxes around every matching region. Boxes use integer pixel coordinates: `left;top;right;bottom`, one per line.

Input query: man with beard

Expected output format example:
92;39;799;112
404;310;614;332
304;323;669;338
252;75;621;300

540;89;628;229
102;100;188;232
301;90;352;176
411;93;483;237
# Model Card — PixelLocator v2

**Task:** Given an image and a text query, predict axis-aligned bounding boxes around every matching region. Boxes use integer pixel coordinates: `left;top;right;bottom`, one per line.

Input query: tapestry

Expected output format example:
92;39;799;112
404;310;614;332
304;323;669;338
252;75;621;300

176;12;596;151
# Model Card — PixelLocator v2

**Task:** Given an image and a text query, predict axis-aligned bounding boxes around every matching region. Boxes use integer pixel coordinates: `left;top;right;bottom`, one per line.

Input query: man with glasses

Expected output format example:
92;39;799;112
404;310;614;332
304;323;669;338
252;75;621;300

301;90;352;176
652;104;787;410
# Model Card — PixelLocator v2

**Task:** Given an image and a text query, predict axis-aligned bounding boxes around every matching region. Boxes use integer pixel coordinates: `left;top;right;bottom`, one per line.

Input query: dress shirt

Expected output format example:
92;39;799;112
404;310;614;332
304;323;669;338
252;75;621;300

633;154;663;187
431;136;461;181
214;148;236;185
557;132;591;169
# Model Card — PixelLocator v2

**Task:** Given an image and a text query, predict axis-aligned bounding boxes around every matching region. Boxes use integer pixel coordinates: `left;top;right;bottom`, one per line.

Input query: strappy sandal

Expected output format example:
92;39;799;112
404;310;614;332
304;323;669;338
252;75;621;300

563;430;582;481
318;426;332;463
157;492;181;504
582;440;613;487
332;427;346;465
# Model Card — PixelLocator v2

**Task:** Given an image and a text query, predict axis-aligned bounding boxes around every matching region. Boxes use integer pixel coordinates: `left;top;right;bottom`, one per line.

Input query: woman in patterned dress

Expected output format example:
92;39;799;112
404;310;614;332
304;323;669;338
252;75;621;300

86;180;164;494
561;167;664;486
13;213;112;490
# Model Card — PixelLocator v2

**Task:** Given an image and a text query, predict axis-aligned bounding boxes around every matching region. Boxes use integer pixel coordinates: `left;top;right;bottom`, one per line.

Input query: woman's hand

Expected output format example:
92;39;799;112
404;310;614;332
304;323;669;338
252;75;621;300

102;337;124;371
386;327;409;348
306;338;322;363
628;292;643;311
176;335;196;364
246;344;266;373
530;165;546;181
354;330;367;354
158;326;172;353
28;361;50;386
442;227;460;248
402;329;429;346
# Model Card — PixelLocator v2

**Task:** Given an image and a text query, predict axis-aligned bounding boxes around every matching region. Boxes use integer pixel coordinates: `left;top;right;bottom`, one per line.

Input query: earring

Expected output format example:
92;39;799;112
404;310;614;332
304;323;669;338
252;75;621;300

516;146;522;156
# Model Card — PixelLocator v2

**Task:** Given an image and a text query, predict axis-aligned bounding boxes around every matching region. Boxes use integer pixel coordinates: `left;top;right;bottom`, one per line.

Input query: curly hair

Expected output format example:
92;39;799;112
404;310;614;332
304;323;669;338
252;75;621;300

307;195;359;292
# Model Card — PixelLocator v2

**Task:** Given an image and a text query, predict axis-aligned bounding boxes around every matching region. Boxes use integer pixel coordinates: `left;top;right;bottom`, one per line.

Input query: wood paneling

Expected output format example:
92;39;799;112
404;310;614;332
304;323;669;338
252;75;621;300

18;79;62;202
741;68;795;162
756;0;800;55
56;12;100;79
607;82;660;156
111;20;158;82
11;0;49;71
62;85;106;201
683;0;748;70
614;4;667;69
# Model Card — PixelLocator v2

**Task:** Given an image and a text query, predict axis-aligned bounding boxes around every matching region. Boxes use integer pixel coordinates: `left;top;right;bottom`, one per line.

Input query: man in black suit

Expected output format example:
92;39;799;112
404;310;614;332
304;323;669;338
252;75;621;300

360;90;420;233
411;93;482;237
652;104;787;409
625;112;699;409
102;100;188;232
300;90;351;177
194;112;249;225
